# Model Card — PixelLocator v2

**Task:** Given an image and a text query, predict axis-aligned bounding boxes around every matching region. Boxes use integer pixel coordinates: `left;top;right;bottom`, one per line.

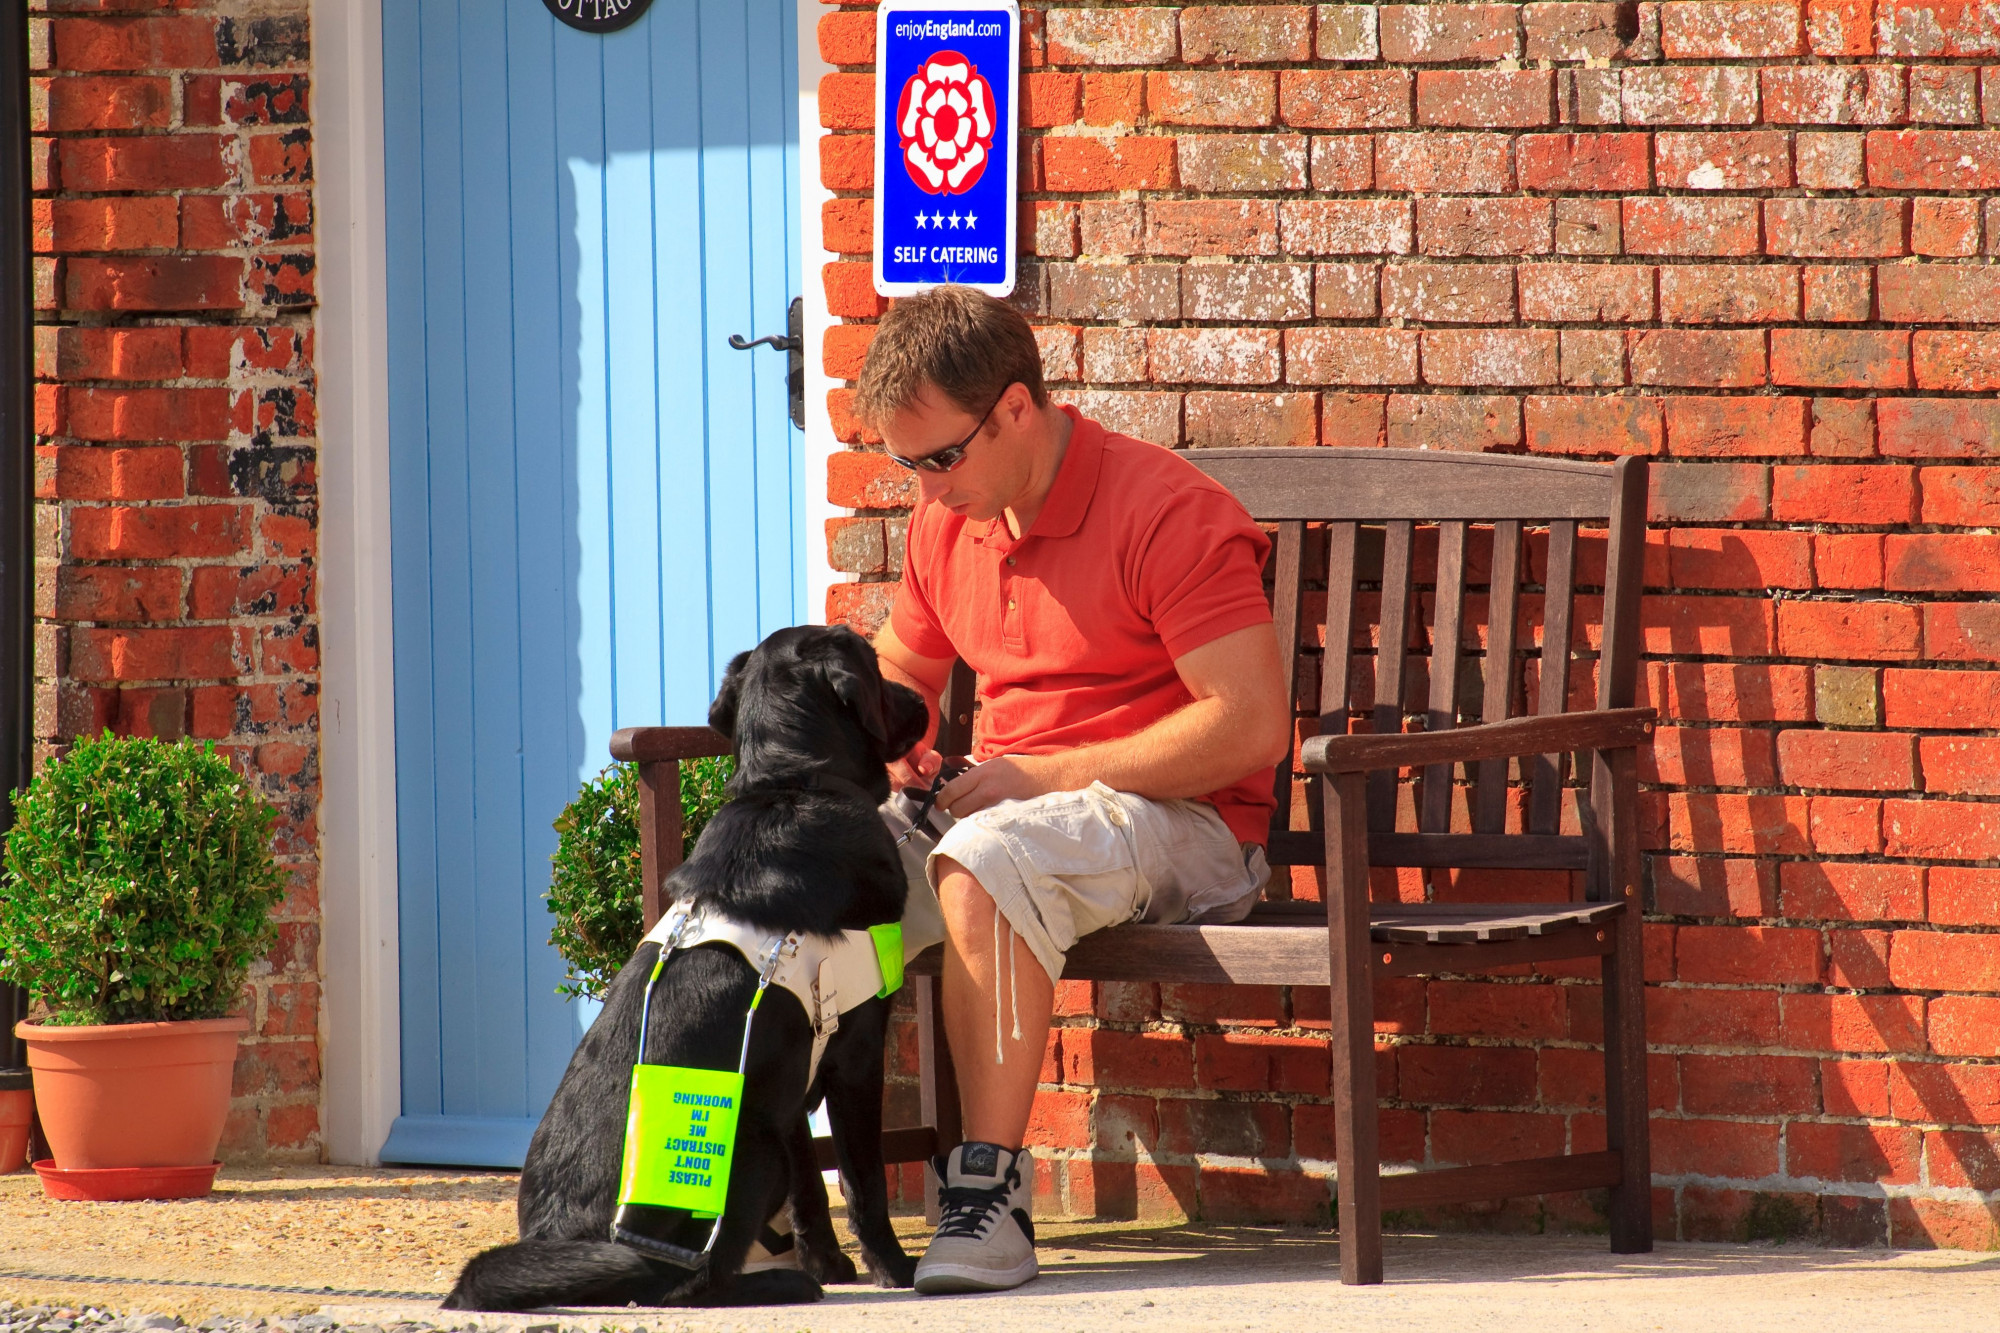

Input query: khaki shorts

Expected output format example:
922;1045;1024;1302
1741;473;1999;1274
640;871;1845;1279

883;782;1270;984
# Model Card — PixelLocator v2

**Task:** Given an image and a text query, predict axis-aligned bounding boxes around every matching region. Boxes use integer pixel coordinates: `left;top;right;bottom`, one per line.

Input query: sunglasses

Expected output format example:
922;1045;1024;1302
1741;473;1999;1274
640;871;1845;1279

886;398;999;474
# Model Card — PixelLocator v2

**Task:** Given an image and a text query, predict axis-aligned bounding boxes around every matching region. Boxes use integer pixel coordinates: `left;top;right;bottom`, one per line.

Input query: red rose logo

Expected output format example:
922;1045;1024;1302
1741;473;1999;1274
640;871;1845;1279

895;52;996;196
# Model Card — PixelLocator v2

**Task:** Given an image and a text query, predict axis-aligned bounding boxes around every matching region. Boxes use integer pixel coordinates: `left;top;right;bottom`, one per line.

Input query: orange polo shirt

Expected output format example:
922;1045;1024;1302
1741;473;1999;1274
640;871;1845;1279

889;408;1277;845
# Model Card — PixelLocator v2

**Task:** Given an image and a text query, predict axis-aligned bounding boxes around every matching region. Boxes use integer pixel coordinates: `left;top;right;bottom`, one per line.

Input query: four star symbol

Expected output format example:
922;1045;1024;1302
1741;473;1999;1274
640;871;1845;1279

912;210;981;231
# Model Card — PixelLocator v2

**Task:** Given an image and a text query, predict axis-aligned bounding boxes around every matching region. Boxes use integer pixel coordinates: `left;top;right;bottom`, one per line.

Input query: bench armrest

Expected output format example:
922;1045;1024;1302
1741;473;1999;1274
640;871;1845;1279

609;726;732;764
1302;707;1656;775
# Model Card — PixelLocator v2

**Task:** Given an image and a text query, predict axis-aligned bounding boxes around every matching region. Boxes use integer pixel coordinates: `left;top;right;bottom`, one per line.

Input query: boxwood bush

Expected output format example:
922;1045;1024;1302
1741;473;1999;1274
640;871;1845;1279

0;733;287;1026
546;755;733;1000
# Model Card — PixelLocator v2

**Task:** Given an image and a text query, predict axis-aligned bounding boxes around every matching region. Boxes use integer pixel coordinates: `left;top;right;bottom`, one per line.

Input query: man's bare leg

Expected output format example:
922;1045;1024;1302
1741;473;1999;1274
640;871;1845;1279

936;856;1055;1146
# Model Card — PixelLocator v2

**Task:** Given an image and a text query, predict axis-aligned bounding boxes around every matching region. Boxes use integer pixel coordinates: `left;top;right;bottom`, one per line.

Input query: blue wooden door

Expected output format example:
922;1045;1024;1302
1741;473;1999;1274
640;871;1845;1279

379;0;804;1167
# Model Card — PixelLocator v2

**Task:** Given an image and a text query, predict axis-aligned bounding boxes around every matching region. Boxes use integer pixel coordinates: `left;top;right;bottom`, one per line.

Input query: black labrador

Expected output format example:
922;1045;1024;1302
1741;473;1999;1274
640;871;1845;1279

445;624;930;1310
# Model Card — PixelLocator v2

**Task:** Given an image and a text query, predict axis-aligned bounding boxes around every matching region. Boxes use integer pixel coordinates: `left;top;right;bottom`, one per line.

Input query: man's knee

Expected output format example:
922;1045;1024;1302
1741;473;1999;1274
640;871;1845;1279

935;857;994;932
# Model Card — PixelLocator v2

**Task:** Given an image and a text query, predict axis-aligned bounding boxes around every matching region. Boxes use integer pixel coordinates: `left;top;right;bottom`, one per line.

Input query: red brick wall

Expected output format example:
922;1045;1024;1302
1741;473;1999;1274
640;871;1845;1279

30;2;319;1159
823;3;2000;1247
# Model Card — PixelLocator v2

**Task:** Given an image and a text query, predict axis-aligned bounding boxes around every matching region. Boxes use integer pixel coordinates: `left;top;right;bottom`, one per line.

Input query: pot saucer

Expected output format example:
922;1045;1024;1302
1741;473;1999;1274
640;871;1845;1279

32;1158;220;1200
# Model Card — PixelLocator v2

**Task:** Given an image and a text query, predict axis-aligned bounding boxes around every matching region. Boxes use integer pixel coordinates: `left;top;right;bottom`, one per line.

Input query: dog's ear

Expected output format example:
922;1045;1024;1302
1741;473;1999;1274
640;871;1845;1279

817;628;889;749
882;680;932;762
708;650;753;740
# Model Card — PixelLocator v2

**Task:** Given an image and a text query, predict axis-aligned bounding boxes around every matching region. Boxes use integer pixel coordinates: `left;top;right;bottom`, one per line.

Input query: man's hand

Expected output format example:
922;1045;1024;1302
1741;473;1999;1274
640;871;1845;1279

889;746;944;793
937;754;1070;818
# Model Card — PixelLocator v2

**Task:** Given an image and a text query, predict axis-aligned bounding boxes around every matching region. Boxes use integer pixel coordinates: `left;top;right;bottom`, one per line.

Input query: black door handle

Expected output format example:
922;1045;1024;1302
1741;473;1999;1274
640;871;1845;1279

725;298;805;430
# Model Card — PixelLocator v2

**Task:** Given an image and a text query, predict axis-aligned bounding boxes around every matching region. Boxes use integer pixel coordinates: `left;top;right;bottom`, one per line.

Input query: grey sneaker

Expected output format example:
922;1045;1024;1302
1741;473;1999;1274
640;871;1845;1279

912;1142;1038;1294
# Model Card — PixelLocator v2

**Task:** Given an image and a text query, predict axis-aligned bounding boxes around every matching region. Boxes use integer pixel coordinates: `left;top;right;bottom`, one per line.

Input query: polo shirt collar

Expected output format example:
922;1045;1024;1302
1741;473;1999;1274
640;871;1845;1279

1026;406;1102;540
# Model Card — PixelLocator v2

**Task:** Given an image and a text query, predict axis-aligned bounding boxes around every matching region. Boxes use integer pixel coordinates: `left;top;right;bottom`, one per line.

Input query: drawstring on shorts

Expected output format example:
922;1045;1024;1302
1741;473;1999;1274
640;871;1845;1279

993;906;1022;1064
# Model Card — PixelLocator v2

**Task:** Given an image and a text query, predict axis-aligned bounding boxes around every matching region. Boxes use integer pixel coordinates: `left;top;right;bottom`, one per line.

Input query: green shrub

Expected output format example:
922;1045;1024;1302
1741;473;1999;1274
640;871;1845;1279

546;755;734;1000
0;732;287;1026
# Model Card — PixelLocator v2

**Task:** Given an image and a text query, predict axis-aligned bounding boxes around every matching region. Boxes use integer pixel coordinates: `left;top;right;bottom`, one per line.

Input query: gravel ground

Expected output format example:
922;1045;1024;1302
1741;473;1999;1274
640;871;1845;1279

4;1166;1999;1332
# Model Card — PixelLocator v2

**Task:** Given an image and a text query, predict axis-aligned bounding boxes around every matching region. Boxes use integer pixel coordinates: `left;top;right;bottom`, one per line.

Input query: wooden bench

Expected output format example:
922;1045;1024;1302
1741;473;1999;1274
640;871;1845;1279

614;445;1656;1285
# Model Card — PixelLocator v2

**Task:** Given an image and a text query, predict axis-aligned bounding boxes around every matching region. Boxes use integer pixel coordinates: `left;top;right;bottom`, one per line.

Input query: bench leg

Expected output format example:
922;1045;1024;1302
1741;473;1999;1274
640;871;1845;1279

915;974;961;1226
1325;770;1382;1285
1598;748;1653;1254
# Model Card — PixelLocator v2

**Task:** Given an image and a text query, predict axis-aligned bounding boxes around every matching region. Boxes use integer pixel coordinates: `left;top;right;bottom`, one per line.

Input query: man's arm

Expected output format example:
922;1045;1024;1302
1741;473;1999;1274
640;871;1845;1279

873;619;956;788
937;621;1291;818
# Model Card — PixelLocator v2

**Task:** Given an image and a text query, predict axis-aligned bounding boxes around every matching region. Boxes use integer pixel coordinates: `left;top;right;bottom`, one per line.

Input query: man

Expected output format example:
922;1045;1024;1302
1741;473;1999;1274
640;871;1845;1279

853;286;1291;1294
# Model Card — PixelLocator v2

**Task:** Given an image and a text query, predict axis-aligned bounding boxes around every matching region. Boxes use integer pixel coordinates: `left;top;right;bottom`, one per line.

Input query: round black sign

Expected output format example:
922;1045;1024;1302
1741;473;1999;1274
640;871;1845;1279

543;0;654;32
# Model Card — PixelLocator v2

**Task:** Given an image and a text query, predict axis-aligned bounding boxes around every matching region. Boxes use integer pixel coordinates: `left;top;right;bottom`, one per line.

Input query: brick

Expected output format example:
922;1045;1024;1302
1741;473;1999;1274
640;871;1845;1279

1923;736;2000;796
1525;395;1663;457
1422;329;1558;386
1517;132;1650;192
1807;0;1877;54
1808;795;1884;854
1519;263;1653;322
1148;200;1279;256
1915;331;2000;391
1175;134;1305;192
1034;202;1078;259
1771;330;1909;389
1303;261;1381;325
1760;65;1907;123
1790;1121;1923;1185
1656;265;1797;324
39;445;183;502
1562;67;1626;125
1650;462;1771;522
1182;263;1311;322
1623;198;1761;256
1920;466;2000;525
1321;392;1386;447
1866;130;2000;187
1886;668;2000;729
64;386;230;442
1629;330;1767;387
1279;200;1413;255
1912;198;1982;256
1310;136;1374;191
1417;71;1556;128
1049;265;1180;323
1766;199;1909;258
1910;65;1980;122
52;16;218;72
1381;263;1514;324
1649;986;1781;1046
1043;135;1177;192
47;326;180;380
1814;664;1883;727
1148;328;1281;384
1929;993;2000;1054
1813;532;1883;589
1677;924;1822;984
822;262;884;319
1661;2;1806;57
817;10;873;65
1809;397;1875;457
1025;75;1081;130
51;565;181;623
1777;600;1921;661
1924;603;2000;662
1379;4;1521;61
1279;70;1412;129
1649;661;1813;721
68;626;241;683
1796;131;1867;187
1082;327;1147;383
1878;398;2000;457
1430;980;1567;1041
1525;2;1653;60
1622;67;1761;125
1892;929;2000;991
1652;854;1777;916
1376;132;1515;194
1082;73;1146;127
1079;203;1143;257
1929;1131;2000;1189
826;451;915;509
1046;8;1179;65
1887;533;2000;592
1645;596;1779;657
1878;264;2000;322
1656;130;1794;189
1777;729;1918;791
1555;199;1621;254
38;196;174;253
1560;329;1627;385
1179;6;1312;63
1771;463;1917;524
1400;1045;1538;1107
1185;391;1318;448
39;74;172;131
1285;328;1419;385
1875;0;2000;54
1417;198;1552;257
188;564;313;620
816;73;872;130
1387;393;1522;452
1652;1117;1780;1178
65;255;244;312
1802;264;1873;321
1316;4;1381;59
1680;1053;1816;1117
1051;389;1182;445
1147;72;1276;127
1668;528;1812;589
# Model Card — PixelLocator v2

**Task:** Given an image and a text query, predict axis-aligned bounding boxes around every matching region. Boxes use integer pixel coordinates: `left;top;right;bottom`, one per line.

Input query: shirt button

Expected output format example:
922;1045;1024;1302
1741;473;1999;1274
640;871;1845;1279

1006;599;1016;610
1006;556;1016;566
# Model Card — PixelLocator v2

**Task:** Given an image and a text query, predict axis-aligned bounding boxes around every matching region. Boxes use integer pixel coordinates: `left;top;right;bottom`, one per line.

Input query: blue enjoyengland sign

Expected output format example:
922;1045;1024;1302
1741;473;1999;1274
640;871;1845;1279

872;0;1019;296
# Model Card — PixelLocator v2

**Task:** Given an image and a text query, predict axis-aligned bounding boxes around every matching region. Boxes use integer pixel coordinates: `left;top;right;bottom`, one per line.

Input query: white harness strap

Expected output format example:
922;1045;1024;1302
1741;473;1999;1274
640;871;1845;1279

641;902;895;1084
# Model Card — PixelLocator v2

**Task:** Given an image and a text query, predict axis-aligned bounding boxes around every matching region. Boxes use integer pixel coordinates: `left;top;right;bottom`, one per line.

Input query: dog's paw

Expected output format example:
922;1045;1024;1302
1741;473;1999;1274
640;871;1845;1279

863;1248;919;1289
799;1241;860;1285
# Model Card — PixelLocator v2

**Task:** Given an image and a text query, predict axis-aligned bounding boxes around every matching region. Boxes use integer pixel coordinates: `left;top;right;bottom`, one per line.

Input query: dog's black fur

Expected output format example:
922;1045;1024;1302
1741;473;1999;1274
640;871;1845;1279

444;625;930;1311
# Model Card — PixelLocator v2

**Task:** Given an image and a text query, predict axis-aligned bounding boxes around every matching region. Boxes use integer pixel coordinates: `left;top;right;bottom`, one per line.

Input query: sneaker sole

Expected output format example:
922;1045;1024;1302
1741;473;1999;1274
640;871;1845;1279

912;1256;1040;1294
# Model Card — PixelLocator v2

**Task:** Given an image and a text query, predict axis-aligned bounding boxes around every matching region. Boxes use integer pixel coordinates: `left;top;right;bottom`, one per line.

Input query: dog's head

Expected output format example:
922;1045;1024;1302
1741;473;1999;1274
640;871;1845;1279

708;624;930;790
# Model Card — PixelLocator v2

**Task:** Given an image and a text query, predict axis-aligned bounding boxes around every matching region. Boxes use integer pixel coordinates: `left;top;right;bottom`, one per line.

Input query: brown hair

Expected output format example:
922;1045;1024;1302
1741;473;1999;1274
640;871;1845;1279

852;285;1047;428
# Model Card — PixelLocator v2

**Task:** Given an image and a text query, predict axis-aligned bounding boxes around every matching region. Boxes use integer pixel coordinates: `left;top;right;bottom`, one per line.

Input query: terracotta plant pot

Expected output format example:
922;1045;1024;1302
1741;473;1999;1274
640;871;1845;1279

16;1016;247;1170
0;1075;30;1174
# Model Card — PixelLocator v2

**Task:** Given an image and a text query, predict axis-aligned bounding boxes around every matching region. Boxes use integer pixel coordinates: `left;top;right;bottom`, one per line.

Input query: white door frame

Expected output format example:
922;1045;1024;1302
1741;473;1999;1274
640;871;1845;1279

312;0;840;1164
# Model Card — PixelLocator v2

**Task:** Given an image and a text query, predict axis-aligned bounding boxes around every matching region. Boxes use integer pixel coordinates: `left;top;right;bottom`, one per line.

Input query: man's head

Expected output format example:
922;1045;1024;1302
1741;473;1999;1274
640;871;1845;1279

853;286;1057;524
